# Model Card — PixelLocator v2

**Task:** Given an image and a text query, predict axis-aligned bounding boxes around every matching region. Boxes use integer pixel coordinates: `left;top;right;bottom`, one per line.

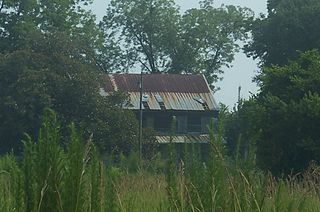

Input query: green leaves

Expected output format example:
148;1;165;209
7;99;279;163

101;0;180;73
241;51;320;175
245;0;320;67
101;0;253;87
175;3;253;87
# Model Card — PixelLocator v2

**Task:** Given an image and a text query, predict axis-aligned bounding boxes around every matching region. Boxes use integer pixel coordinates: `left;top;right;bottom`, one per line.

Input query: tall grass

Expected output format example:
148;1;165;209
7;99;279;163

0;109;116;212
1;109;320;211
162;115;320;212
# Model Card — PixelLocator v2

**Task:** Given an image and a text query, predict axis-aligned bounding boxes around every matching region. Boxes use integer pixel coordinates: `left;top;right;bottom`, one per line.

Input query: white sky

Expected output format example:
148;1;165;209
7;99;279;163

88;0;268;108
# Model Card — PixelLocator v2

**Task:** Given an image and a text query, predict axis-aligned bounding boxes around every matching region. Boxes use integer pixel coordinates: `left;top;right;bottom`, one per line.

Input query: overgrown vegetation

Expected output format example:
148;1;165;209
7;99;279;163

1;0;320;211
225;50;320;176
0;109;118;211
1;109;320;211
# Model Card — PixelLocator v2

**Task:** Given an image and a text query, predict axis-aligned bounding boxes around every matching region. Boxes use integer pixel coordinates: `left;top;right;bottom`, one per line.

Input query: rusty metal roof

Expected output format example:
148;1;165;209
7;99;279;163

127;92;217;111
101;73;219;111
103;73;210;93
156;135;210;144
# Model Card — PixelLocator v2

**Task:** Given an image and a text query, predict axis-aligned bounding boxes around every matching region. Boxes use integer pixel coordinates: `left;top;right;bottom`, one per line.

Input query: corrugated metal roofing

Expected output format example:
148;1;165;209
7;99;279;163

101;73;219;111
156;135;210;144
104;73;210;93
127;92;217;111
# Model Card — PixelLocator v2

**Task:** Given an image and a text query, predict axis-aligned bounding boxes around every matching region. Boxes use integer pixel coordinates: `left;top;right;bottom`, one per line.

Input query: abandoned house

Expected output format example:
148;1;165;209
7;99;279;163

101;73;219;157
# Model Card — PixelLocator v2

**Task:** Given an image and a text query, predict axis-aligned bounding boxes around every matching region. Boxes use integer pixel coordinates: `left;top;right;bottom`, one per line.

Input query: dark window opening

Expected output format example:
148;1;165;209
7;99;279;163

201;117;211;133
193;97;209;110
154;114;172;133
142;101;150;109
159;102;166;110
202;102;209;110
142;94;150;109
155;94;166;110
187;115;201;133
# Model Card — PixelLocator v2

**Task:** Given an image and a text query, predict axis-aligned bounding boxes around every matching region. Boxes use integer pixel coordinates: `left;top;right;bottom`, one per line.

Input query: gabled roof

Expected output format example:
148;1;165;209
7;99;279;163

102;73;210;93
101;73;219;111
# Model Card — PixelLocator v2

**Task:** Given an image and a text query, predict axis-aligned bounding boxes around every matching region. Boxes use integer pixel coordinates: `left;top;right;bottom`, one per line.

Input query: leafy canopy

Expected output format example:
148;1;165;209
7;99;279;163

226;51;320;175
0;0;138;154
101;0;253;87
244;0;320;67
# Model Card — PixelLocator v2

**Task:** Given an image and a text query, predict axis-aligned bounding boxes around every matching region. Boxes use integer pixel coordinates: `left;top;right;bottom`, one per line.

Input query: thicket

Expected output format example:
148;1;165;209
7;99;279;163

224;50;320;176
240;0;320;175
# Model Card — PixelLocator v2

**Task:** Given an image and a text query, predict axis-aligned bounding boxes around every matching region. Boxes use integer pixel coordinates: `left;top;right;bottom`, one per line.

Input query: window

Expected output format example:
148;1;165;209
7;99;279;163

142;94;150;109
142;102;150;109
193;97;209;110
154;114;172;133
187;115;201;133
155;94;166;110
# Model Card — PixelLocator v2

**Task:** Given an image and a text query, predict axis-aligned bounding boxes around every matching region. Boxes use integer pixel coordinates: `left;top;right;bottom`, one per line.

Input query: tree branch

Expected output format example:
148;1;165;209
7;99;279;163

133;32;154;73
0;0;5;13
139;59;152;72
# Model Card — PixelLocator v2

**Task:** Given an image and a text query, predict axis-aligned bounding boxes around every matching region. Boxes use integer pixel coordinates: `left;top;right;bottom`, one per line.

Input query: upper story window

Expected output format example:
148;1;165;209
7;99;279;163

154;114;172;133
187;115;201;133
142;94;150;109
155;94;166;110
193;96;209;110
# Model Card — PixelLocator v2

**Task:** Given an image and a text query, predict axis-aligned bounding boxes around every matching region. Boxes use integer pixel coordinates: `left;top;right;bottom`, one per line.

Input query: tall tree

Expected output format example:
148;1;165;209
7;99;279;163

101;0;253;87
0;0;103;68
0;0;138;154
244;0;320;67
226;51;320;175
172;1;252;86
101;0;180;73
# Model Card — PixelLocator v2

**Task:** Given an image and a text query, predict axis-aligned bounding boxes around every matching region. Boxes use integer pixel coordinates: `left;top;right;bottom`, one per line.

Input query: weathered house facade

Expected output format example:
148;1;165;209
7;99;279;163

101;73;219;146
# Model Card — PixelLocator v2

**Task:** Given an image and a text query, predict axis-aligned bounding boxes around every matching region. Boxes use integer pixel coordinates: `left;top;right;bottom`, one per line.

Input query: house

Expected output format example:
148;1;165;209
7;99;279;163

101;73;219;157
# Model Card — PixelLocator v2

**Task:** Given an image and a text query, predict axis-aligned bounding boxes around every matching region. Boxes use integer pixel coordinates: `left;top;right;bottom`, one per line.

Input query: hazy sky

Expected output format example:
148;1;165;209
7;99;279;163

88;0;268;108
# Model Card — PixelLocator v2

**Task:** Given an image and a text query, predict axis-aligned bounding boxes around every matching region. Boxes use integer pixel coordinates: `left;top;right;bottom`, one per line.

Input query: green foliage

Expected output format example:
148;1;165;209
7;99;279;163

165;116;181;211
0;47;138;154
0;0;101;57
160;110;320;212
101;0;180;73
2;109;320;211
0;0;138;154
0;108;119;212
142;127;159;160
245;0;320;67
255;51;320;175
174;1;253;87
224;100;262;168
226;51;320;175
0;154;24;211
101;0;253;87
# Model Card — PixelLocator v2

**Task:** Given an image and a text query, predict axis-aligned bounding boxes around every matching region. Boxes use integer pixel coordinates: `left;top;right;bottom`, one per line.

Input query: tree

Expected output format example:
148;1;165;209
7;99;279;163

227;51;320;175
173;1;252;87
0;42;138;154
0;0;103;69
224;99;263;161
0;0;138;154
244;0;320;67
101;0;253;87
240;0;320;174
100;0;180;73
